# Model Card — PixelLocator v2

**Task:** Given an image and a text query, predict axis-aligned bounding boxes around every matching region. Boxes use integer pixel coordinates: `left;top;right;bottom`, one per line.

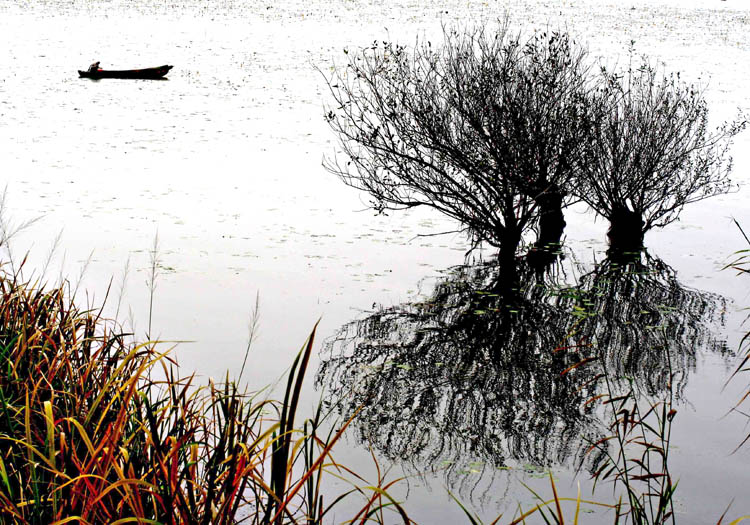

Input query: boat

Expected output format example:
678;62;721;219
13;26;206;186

78;65;173;80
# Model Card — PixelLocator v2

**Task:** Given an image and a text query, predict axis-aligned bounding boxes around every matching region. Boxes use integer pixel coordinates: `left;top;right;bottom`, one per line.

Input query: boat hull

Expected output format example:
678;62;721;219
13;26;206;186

78;65;173;79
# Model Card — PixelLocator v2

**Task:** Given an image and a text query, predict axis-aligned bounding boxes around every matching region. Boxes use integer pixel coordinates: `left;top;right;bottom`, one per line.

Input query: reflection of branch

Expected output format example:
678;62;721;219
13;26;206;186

572;348;678;523
317;252;726;501
557;250;728;398
318;260;603;498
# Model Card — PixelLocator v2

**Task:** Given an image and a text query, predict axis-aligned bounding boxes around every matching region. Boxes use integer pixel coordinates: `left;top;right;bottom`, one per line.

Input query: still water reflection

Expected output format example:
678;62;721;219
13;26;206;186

3;0;749;518
317;252;727;496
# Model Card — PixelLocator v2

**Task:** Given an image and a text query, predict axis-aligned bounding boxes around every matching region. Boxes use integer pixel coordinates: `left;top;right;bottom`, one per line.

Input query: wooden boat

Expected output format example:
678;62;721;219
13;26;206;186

78;65;173;80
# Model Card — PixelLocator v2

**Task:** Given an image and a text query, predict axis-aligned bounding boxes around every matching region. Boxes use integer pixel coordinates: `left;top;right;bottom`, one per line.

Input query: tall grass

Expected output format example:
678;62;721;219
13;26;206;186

572;351;677;524
473;349;680;525
3;223;748;523
725;219;750;447
0;264;410;524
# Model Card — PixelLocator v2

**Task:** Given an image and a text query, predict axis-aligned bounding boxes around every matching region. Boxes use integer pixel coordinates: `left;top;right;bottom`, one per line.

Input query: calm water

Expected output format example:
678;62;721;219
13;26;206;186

1;0;749;522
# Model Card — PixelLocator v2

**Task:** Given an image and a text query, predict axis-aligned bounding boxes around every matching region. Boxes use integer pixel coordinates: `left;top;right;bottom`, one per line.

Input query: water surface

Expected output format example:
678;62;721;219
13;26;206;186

1;0;750;521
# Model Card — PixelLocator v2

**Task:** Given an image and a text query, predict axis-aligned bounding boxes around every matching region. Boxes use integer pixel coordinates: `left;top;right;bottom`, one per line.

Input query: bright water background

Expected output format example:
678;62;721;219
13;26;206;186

1;0;749;521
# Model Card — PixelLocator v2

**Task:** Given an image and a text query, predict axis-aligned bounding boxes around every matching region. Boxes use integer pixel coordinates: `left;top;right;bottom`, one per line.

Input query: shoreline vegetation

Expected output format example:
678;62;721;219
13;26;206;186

1;254;749;524
1;15;749;525
0;263;412;524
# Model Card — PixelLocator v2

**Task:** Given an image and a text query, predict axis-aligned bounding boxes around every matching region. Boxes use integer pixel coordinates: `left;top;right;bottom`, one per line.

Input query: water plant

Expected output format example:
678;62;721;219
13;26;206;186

569;352;678;524
724;220;750;450
0;263;410;524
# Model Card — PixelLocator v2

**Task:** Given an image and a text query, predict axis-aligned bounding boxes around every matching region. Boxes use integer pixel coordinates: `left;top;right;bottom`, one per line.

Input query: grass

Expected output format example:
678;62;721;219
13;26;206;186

1;233;749;523
506;233;750;525
445;345;680;525
0;263;410;524
724;219;750;446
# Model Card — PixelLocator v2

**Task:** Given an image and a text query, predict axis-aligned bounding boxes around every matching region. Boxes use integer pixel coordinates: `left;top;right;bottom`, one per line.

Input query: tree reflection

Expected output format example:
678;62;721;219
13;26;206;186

559;251;728;398
316;252;726;495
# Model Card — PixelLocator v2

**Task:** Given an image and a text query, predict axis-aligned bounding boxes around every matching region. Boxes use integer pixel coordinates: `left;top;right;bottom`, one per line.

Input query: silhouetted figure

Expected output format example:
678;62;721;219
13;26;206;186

88;61;100;72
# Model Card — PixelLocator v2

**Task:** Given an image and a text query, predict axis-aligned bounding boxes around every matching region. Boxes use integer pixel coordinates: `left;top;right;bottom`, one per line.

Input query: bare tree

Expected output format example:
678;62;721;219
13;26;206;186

577;58;746;256
489;30;593;263
324;23;593;274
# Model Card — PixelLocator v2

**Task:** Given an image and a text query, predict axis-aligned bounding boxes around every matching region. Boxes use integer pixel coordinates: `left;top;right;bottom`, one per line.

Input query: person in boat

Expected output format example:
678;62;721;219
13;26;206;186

88;61;101;72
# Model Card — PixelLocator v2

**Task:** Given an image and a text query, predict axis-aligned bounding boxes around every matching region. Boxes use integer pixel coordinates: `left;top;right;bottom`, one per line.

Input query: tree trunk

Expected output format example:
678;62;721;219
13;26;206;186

607;207;645;262
494;225;523;299
528;187;566;271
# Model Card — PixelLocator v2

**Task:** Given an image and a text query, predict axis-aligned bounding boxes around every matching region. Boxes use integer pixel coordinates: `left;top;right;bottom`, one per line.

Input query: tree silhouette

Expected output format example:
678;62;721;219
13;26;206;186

576;59;746;256
324;24;593;274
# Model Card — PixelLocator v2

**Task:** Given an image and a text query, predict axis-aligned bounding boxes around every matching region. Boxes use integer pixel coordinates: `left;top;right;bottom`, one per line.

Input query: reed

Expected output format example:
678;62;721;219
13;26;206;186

574;353;678;524
4;223;748;524
460;357;679;525
501;284;680;525
0;265;409;524
724;218;750;450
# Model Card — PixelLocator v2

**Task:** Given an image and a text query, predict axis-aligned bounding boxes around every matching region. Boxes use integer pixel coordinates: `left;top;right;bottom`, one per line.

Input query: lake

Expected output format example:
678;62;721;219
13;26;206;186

1;0;749;522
